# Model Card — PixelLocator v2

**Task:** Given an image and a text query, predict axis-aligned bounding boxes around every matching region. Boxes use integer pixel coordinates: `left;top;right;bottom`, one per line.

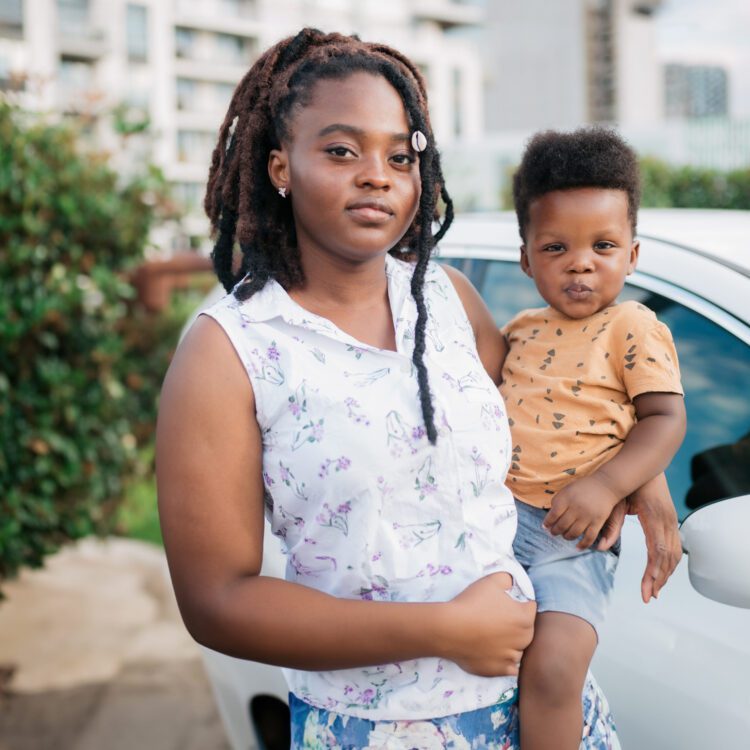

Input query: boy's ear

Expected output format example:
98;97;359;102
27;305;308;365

627;239;640;275
520;246;533;278
268;148;290;194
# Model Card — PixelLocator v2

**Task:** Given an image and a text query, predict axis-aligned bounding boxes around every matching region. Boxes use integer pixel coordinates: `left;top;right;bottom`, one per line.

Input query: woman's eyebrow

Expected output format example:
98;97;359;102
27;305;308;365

317;123;410;142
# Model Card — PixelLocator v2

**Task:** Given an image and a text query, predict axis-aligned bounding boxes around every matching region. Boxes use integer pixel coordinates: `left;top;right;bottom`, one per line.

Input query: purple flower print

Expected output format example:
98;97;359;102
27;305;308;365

278;460;309;501
417;563;453;578
414;456;437;500
316;501;352;535
262;471;275;488
291;418;325;451
358;575;389;601
318;455;351;478
344;397;370;426
249;342;284;385
470;446;491;497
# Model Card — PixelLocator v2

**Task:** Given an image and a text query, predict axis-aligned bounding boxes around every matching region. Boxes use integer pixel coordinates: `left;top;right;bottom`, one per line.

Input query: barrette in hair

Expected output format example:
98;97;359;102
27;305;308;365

411;130;427;152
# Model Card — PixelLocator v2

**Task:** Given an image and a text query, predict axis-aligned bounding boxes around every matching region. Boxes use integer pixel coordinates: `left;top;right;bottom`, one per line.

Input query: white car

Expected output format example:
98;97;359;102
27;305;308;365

196;209;750;750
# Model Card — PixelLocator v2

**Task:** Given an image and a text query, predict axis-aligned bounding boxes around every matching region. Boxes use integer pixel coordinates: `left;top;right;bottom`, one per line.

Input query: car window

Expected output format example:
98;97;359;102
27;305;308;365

443;257;750;521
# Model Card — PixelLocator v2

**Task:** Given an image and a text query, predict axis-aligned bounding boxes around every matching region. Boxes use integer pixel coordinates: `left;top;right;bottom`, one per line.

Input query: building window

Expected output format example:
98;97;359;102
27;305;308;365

0;0;23;39
126;4;148;63
215;33;250;66
58;0;89;36
175;27;194;59
174;181;204;213
177;129;215;165
176;77;196;110
214;82;234;110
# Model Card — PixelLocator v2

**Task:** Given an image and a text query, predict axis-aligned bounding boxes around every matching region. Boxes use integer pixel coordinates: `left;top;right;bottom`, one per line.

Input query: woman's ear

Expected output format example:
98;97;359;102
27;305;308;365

520;246;533;278
268;148;290;194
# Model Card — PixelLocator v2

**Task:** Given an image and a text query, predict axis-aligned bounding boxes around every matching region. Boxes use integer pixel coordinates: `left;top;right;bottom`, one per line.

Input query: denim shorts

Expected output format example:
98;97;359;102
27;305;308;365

512;500;620;639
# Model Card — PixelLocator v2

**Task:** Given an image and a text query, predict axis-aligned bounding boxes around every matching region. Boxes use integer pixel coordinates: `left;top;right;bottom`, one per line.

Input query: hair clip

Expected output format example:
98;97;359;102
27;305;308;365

411;130;427;153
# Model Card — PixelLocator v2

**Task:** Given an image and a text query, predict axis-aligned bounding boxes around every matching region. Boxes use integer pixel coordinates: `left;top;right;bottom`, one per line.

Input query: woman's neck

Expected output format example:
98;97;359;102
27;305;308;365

291;248;390;313
289;249;396;351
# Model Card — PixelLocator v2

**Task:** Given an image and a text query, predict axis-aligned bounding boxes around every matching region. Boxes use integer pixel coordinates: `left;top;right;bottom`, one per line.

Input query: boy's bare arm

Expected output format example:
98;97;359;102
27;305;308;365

544;392;686;549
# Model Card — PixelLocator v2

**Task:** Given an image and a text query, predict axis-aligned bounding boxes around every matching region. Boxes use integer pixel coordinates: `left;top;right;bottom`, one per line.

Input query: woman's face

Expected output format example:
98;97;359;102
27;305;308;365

268;71;422;266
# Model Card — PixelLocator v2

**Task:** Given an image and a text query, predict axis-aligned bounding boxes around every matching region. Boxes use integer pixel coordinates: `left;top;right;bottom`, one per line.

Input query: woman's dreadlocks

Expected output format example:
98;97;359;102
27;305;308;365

204;28;454;443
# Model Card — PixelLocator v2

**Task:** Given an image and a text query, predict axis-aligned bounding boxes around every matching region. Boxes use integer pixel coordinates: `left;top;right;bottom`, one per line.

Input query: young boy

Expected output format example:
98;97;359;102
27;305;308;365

501;128;686;749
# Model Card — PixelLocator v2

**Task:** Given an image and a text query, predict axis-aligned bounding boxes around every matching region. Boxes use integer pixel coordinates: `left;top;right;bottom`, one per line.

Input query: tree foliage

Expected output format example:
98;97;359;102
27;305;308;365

0;102;175;579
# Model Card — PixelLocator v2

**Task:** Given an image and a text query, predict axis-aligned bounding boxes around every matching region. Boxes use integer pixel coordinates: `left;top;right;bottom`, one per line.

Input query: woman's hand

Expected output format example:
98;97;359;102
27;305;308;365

441;573;536;677
626;474;682;603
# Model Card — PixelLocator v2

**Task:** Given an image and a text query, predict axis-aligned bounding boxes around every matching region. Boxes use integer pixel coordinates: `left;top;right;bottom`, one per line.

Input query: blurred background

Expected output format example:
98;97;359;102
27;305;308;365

0;1;748;748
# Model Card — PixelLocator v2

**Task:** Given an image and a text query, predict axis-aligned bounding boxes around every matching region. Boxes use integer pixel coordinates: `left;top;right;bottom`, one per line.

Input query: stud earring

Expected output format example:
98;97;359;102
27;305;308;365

277;186;287;198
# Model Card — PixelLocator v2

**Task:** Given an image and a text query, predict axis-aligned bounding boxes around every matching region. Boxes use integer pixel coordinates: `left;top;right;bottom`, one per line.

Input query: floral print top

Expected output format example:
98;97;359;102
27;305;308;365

202;255;533;721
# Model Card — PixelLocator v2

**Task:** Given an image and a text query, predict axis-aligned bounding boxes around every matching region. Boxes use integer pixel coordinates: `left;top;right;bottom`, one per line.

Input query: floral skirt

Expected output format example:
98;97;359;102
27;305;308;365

290;675;620;749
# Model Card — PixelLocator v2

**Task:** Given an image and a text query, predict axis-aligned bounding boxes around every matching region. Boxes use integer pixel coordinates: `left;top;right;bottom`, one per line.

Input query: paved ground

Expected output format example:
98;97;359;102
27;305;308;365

0;538;230;750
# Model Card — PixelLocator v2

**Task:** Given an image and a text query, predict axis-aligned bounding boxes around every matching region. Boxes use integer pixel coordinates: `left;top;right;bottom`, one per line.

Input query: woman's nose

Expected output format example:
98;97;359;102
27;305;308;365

355;154;391;190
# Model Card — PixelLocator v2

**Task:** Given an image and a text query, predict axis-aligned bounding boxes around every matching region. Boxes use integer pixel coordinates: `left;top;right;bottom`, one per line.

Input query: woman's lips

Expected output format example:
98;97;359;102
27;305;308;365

346;201;394;225
564;284;593;300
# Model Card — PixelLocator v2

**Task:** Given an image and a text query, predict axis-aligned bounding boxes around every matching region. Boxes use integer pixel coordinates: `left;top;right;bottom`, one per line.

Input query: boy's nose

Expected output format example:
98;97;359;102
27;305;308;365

566;251;595;273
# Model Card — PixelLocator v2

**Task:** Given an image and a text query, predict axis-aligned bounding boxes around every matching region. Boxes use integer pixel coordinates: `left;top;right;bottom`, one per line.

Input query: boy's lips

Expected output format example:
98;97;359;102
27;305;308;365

564;283;593;300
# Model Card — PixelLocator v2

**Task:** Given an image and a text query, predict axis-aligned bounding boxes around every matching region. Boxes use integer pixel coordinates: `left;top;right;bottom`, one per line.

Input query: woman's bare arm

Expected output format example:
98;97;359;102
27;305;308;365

156;315;534;675
441;265;508;385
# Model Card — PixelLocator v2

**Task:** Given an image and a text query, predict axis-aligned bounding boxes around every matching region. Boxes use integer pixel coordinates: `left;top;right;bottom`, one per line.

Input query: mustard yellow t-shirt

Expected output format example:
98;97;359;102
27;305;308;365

500;300;683;508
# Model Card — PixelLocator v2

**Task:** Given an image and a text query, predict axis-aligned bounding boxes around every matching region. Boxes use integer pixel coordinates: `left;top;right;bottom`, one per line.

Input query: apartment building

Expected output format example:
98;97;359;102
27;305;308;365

481;0;665;131
0;0;484;245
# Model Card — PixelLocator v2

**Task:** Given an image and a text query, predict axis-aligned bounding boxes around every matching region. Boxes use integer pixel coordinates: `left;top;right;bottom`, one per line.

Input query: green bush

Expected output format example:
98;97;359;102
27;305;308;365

640;157;750;210
0;102;176;579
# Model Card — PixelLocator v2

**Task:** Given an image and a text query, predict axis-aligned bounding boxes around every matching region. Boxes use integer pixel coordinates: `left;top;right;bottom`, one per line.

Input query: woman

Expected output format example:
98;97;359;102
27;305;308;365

157;28;681;748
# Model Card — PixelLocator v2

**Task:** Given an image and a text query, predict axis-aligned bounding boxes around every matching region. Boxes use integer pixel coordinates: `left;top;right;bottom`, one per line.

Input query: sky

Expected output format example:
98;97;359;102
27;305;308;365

655;0;750;116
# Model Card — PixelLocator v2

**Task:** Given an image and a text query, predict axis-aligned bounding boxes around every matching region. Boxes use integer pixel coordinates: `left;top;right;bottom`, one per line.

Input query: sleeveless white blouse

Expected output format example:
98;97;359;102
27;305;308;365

202;255;533;721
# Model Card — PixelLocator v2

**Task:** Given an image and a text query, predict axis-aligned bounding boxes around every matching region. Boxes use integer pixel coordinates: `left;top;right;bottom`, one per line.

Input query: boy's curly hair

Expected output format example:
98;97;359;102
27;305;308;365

512;127;640;241
204;28;454;444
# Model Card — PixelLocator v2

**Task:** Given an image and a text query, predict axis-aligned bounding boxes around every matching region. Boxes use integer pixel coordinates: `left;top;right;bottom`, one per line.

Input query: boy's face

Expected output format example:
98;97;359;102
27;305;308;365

520;187;639;319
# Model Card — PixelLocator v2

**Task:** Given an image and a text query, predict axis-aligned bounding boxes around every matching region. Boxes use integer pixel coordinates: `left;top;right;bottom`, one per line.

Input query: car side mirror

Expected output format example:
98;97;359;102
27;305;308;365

680;495;750;608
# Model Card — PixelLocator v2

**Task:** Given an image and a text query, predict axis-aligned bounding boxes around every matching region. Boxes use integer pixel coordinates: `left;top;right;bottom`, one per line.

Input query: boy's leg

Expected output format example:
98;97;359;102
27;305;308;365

518;611;597;750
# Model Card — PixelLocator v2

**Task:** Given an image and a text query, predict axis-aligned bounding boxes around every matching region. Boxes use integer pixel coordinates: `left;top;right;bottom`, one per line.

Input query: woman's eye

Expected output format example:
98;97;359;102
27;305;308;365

326;146;354;158
391;153;416;166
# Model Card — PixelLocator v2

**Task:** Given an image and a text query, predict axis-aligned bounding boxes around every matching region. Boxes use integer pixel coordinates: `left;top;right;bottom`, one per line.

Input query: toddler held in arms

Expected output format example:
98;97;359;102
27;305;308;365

499;128;687;750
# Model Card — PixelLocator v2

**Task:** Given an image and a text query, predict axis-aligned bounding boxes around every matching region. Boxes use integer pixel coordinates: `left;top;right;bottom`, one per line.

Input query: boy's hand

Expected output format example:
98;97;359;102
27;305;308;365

544;475;621;550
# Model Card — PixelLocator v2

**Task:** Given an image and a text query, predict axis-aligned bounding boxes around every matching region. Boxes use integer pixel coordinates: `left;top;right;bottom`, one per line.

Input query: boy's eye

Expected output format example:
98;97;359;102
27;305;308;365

543;244;565;253
594;241;615;251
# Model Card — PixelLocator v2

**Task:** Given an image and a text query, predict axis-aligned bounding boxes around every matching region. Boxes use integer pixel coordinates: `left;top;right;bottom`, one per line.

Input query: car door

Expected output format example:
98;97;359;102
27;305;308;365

442;253;750;749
